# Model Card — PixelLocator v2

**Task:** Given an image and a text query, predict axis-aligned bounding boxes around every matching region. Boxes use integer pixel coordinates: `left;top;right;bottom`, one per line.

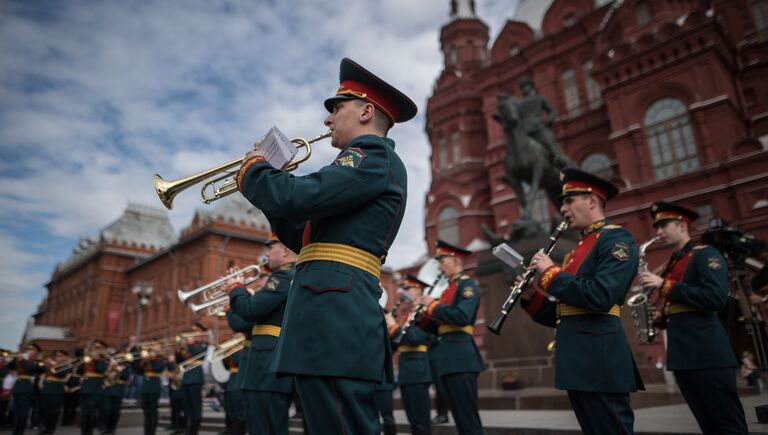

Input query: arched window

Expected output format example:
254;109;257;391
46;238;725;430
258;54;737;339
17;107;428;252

637;0;651;26
438;136;448;171
582;59;602;110
438;207;460;246
451;131;461;165
644;98;699;180
580;153;614;178
753;0;768;40
562;69;581;118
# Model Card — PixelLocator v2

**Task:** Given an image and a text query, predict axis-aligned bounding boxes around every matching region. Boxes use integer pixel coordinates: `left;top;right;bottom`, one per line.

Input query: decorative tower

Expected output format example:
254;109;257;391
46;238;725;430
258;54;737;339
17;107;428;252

424;2;493;257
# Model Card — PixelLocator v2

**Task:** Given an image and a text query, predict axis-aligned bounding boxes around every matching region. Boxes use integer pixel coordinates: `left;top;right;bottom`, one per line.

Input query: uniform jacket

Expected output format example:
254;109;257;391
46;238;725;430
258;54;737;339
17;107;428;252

105;366;130;398
41;366;68;395
522;220;644;393
419;274;485;376
660;242;737;370
80;357;109;395
222;350;241;392
181;342;207;385
229;266;294;393
389;311;432;385
137;357;169;395
238;134;406;382
9;358;44;394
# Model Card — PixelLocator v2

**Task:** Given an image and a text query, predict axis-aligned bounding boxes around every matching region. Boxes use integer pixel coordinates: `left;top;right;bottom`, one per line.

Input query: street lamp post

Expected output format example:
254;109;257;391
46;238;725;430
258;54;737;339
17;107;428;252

131;281;154;345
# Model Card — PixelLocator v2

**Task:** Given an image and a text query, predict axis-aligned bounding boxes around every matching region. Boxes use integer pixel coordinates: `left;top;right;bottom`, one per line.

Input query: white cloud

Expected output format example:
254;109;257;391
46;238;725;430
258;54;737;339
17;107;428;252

0;0;518;348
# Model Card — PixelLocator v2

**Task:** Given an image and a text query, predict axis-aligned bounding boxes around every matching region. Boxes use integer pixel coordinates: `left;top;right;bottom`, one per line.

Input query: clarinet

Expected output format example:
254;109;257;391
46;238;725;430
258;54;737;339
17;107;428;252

392;273;444;345
487;221;569;335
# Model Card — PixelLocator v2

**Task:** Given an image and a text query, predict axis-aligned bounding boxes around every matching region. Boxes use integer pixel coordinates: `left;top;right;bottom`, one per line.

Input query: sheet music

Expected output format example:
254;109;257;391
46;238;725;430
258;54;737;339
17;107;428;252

492;243;524;268
259;126;297;170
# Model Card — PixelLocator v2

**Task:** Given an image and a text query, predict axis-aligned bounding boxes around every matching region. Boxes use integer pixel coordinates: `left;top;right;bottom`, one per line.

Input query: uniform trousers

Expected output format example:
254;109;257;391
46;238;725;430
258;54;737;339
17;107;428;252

79;393;99;435
374;388;395;435
400;383;431;435
228;390;246;423
11;392;31;435
181;384;202;420
567;390;634;435
294;376;379;435
442;373;482;435
244;390;290;435
427;355;448;418
674;368;747;435
104;396;122;433
39;394;63;433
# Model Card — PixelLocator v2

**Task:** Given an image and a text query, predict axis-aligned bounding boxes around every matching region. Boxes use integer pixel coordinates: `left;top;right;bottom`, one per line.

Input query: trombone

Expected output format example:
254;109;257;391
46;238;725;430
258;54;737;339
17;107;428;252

153;131;330;210
177;350;208;373
177;263;269;305
210;336;245;362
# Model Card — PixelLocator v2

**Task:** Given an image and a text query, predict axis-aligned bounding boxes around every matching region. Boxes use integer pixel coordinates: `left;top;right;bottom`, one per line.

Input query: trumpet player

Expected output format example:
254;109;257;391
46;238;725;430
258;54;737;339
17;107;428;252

415;241;485;435
638;202;747;434
134;344;170;435
8;343;44;435
78;340;109;435
177;323;209;435
234;58;416;433
519;168;643;435
38;350;70;435
226;233;295;435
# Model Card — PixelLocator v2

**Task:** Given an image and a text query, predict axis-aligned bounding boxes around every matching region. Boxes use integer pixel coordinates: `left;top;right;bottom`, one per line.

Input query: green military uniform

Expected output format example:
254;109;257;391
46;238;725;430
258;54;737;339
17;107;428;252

650;202;747;434
235;57;416;434
167;363;184;435
136;357;169;435
78;355;109;435
390;274;433;435
374;381;396;435
390;320;432;434
9;356;45;435
224;309;250;435
179;339;206;435
522;168;643;435
419;246;485;435
102;365;129;434
426;335;449;424
229;264;295;435
39;363;68;435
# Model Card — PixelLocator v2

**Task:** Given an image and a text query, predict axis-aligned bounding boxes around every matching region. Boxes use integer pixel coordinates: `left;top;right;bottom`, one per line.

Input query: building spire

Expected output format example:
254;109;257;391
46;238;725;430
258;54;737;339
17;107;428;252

450;0;476;19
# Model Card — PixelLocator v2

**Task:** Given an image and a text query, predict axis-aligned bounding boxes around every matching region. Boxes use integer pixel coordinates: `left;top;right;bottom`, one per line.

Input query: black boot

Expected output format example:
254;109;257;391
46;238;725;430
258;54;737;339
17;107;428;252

230;420;246;435
171;414;185;435
431;414;449;424
382;422;396;435
147;415;158;435
190;418;201;435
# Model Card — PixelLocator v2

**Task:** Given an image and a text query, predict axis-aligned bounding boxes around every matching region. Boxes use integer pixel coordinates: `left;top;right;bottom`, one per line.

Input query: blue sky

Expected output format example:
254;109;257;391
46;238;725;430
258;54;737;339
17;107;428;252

0;0;517;349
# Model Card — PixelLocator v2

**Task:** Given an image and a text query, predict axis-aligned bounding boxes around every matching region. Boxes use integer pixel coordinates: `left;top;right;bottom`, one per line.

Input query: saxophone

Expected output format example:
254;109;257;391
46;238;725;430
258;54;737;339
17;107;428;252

627;236;661;343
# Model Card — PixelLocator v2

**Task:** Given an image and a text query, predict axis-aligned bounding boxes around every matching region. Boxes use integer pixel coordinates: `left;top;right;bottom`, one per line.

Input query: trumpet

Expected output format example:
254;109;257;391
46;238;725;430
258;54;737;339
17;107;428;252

153;131;330;210
210;336;245;362
487;221;569;335
178;263;270;305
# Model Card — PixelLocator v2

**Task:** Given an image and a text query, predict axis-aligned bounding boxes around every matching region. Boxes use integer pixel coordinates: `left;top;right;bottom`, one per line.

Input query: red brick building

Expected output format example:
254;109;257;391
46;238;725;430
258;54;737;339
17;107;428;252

423;0;768;387
31;197;272;350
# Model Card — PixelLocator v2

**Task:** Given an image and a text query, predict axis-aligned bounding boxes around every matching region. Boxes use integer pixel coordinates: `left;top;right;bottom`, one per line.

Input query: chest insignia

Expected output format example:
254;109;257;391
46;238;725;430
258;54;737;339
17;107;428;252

707;257;722;270
266;278;278;291
462;288;474;298
334;147;366;168
611;242;631;261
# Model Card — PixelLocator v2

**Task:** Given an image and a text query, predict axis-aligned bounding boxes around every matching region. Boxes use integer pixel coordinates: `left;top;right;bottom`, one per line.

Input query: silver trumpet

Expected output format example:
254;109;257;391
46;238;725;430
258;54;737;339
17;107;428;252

177;262;270;305
627;235;661;343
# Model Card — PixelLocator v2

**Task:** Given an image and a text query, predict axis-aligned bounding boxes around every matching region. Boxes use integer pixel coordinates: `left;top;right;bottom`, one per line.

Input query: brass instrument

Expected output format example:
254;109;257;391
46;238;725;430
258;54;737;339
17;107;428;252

153;131;330;210
102;364;126;388
51;357;83;374
178;263;270;305
177;350;209;373
627;236;662;343
210;336;245;363
488;221;569;335
110;349;149;364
